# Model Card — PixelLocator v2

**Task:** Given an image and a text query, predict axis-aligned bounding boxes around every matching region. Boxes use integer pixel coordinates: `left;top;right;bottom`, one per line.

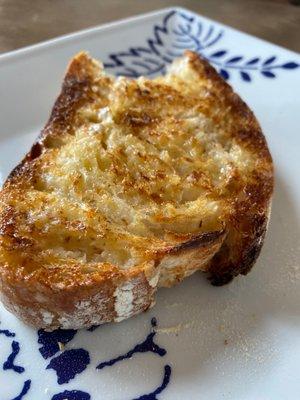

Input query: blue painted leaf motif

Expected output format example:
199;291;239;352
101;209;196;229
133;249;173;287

210;50;227;58
104;10;223;77
219;69;230;80
240;71;251;82
52;390;91;400
263;56;276;66
246;57;260;65
104;50;165;78
35;318;170;399
261;71;276;78
3;340;25;373
104;9;300;83
226;56;243;64
170;13;223;55
97;318;166;370
109;48;165;76
281;62;299;69
11;380;31;400
47;349;90;384
132;365;172;400
0;325;30;398
0;329;16;337
38;328;77;359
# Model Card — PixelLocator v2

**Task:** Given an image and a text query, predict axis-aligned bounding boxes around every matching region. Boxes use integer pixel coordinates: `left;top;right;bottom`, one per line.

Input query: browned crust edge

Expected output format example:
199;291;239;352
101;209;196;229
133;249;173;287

184;51;273;285
6;52;94;185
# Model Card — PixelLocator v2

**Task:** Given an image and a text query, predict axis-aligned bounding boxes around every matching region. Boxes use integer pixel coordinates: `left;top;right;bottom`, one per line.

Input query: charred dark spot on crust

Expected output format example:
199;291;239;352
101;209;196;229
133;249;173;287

239;245;261;275
168;229;225;255
28;142;43;160
239;227;266;275
209;219;267;286
5;143;43;184
209;270;234;286
150;193;163;203
209;238;264;286
6;163;25;182
10;236;34;250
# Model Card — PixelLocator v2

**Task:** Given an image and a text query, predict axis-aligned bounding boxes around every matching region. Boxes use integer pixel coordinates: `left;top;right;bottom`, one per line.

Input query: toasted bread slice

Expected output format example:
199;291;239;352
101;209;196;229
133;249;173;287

0;51;273;329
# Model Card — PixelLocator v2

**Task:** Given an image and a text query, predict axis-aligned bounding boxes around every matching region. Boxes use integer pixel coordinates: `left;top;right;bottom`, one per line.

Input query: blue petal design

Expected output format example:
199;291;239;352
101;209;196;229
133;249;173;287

263;56;276;65
219;69;230;80
204;31;223;48
210;50;227;58
52;390;91;400
261;71;276;78
178;11;194;23
38;328;77;359
226;56;243;64
103;9;300;82
11;380;31;400
177;23;190;35
3;340;25;373
246;57;260;65
0;329;16;337
47;349;90;384
281;62;299;69
104;10;222;77
240;71;251;82
202;25;214;42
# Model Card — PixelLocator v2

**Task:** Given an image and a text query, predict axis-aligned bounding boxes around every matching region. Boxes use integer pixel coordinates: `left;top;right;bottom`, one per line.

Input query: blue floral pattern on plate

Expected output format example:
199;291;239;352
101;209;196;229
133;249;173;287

0;328;31;400
1;317;171;399
104;10;299;82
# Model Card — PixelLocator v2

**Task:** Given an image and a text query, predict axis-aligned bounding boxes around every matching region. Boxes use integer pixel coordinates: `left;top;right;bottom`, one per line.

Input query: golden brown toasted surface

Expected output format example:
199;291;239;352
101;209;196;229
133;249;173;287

0;51;273;328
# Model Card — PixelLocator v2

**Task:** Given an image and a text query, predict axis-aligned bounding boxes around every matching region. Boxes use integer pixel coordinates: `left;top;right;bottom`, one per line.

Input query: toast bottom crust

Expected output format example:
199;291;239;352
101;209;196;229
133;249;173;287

0;230;225;330
0;207;270;330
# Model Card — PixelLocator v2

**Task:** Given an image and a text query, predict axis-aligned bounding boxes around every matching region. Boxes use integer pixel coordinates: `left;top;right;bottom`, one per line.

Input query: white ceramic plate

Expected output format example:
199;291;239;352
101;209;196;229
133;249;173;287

0;7;299;400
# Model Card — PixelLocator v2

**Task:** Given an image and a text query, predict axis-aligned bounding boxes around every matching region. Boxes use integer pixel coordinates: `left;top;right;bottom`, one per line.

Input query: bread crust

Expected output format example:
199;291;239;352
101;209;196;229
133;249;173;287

0;52;273;329
185;52;273;285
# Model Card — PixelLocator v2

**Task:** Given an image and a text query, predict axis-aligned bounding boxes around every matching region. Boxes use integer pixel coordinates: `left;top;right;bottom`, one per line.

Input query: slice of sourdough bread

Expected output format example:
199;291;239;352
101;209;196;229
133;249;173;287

0;51;273;329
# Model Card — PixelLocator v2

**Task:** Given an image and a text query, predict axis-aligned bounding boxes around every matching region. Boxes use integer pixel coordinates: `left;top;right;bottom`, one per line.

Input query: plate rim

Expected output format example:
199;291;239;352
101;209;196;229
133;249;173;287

0;5;299;67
